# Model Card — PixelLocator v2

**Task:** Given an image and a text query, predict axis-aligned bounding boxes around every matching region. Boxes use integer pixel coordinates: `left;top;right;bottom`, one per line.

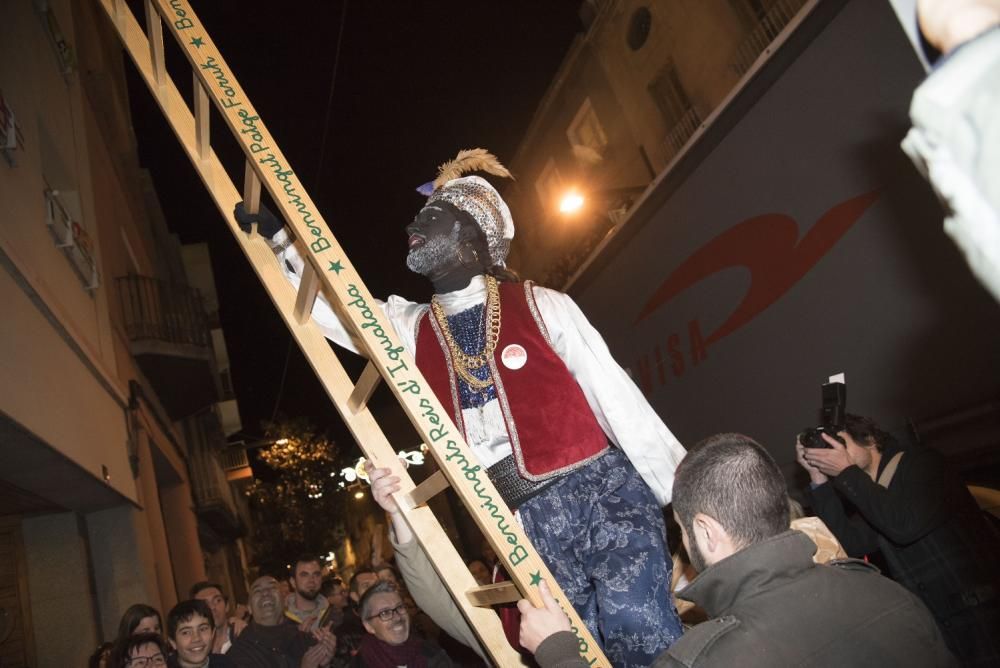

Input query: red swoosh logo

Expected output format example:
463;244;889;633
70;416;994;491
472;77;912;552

634;190;880;344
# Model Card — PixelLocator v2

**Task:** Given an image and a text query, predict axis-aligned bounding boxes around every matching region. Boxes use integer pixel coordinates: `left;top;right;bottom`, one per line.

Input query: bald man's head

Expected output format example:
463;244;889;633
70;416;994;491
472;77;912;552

249;576;283;626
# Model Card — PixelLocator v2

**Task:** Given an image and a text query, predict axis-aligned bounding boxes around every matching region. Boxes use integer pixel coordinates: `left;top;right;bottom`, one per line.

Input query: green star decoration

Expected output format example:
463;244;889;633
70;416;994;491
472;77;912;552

190;37;204;48
328;260;344;274
529;571;543;586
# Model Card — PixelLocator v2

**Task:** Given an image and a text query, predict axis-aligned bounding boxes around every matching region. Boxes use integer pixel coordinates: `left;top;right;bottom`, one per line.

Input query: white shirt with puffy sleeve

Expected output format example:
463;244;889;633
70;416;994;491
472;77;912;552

271;229;685;505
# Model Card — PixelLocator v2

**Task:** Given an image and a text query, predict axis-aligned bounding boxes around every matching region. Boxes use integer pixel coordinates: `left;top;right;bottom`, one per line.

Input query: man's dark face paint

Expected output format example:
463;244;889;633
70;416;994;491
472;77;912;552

405;203;491;296
405;204;462;277
406;205;458;252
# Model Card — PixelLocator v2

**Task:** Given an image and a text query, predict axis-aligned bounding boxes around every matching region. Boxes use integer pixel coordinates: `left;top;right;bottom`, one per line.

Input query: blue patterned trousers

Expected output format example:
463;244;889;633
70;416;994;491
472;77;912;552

518;448;682;667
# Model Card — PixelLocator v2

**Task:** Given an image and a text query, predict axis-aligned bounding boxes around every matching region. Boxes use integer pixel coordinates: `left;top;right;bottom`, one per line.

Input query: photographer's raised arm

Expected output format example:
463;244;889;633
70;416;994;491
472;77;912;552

809;480;880;557
825;450;953;545
802;427;953;548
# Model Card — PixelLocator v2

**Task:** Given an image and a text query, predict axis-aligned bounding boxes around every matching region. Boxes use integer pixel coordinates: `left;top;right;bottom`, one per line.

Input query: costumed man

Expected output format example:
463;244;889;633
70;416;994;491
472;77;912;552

235;149;686;666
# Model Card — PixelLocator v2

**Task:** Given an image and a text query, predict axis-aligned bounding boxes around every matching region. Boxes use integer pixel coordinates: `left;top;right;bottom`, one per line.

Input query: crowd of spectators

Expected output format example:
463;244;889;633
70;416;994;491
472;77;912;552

87;548;496;668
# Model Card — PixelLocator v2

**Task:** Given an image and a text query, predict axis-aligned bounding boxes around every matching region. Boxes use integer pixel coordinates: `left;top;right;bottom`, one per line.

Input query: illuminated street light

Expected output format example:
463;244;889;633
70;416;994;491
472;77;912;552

275;438;289;445
353;490;364;500
559;190;585;214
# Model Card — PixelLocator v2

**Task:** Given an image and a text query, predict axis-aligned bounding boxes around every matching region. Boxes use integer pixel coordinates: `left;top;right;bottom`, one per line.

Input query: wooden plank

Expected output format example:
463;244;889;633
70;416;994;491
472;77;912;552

194;74;210;161
466;581;521;607
113;0;126;25
347;361;382;414
293;263;320;325
96;1;607;664
242;160;261;218
402;470;449;509
144;0;166;88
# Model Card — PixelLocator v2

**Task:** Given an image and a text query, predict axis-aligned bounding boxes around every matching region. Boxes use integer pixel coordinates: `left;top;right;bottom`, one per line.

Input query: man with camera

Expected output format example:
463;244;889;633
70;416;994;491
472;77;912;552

799;414;1000;666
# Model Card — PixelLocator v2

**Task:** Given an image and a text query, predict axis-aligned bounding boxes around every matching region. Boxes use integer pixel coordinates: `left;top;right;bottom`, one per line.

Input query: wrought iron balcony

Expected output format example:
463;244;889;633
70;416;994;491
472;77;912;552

664;107;702;159
221;447;253;482
190;443;244;548
117;274;218;419
118;274;211;347
732;0;809;76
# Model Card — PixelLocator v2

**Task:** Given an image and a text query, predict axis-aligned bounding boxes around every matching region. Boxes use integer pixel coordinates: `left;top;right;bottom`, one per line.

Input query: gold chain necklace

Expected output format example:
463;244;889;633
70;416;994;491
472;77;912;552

430;276;502;391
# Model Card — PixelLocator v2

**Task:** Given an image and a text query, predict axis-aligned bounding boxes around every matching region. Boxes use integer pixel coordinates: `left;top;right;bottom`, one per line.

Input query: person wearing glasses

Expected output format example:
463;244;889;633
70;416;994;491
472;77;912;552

356;581;453;668
110;605;164;668
119;632;169;667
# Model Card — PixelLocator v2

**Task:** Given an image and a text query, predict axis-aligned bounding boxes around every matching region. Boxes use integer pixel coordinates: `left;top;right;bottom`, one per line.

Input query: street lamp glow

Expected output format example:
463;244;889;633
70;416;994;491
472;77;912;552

353;490;364;500
559;191;585;214
275;438;289;445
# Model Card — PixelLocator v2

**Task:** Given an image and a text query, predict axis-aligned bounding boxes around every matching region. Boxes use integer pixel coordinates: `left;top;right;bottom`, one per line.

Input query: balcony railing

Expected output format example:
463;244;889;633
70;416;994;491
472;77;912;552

190;445;243;541
118;274;218;418
221;448;249;472
221;447;253;482
732;0;808;76
118;274;210;348
191;449;229;507
664;107;702;158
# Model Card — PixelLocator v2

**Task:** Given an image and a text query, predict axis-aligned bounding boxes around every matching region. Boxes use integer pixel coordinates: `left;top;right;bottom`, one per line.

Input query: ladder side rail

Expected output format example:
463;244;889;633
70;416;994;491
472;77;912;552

100;1;608;664
94;3;525;663
94;5;526;660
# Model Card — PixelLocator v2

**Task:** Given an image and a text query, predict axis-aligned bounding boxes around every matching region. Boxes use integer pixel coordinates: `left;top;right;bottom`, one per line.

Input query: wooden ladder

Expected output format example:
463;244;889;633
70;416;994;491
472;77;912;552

96;1;610;665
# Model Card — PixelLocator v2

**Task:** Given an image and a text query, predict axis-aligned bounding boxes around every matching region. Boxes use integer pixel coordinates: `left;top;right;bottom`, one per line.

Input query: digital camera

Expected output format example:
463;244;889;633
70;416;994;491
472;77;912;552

799;376;847;449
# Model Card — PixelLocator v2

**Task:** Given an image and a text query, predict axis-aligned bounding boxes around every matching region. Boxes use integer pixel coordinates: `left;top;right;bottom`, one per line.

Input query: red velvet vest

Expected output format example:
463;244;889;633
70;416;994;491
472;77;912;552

415;281;608;481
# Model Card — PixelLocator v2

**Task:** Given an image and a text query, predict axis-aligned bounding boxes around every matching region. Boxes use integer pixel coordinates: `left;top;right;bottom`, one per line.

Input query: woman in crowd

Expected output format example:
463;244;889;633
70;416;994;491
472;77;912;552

109;604;163;667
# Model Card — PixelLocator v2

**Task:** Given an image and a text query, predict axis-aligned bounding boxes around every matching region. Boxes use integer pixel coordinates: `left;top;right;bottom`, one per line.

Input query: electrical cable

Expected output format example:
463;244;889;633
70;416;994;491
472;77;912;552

315;0;350;190
268;0;349;421
269;338;293;422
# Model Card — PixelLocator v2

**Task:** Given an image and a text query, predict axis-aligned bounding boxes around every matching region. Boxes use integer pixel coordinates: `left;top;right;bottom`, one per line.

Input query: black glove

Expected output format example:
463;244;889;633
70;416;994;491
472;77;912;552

234;201;284;240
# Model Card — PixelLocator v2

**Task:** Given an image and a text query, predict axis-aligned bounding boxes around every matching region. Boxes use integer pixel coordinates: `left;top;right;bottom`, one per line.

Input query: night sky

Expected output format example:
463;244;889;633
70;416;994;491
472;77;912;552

125;2;583;448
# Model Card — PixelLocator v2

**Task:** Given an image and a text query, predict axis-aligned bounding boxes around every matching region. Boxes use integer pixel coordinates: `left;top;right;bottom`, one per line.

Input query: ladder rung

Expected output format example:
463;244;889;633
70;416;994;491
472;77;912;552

347;361;382;414
144;0;166;87
194;76;210;161
242;160;261;221
466;581;521;607
293;263;320;325
402;469;449;509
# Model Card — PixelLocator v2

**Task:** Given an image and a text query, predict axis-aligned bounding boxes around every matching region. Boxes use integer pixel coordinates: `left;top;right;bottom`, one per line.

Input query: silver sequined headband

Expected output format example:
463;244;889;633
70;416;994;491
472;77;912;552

426;175;514;266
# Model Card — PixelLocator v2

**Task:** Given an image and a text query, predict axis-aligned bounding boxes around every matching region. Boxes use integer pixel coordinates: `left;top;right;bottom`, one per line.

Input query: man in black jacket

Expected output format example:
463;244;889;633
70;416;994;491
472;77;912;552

800;414;1000;665
520;433;956;667
227;576;336;668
